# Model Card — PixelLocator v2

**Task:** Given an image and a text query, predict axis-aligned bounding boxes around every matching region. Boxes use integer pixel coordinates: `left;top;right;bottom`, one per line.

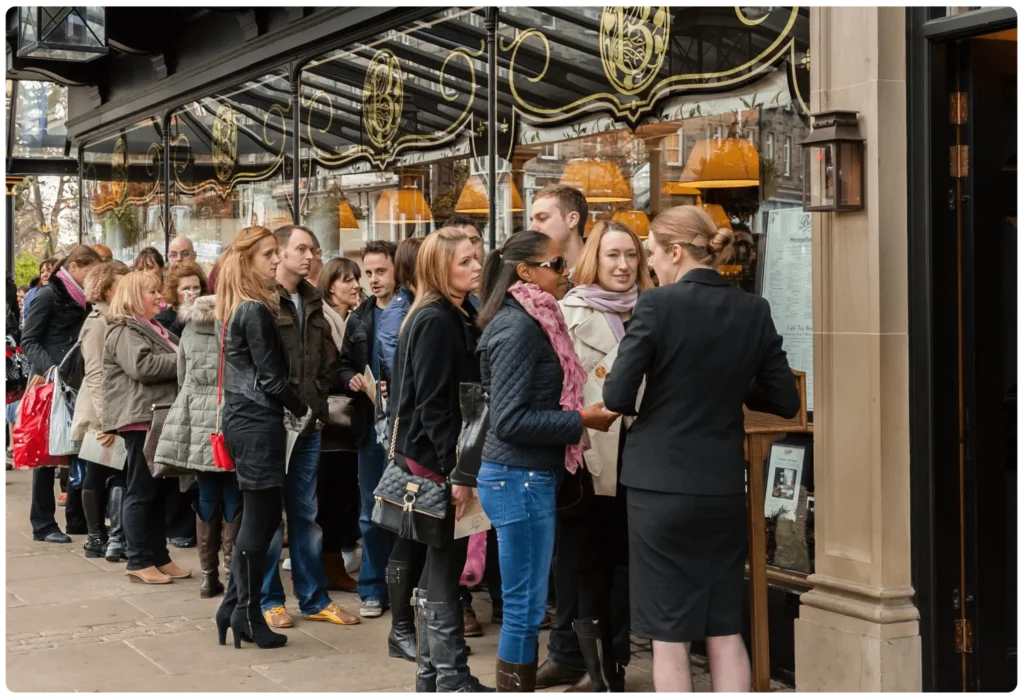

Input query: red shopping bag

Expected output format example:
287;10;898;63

12;376;65;469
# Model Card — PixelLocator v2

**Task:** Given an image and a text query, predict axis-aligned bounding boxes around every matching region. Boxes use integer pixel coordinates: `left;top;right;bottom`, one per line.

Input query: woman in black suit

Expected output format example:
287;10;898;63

603;205;800;692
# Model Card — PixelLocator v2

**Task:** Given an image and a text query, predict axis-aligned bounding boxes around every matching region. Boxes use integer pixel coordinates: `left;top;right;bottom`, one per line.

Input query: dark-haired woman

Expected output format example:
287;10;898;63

132;246;165;276
21;245;103;543
603;205;800;691
386;227;490;692
475;231;618;692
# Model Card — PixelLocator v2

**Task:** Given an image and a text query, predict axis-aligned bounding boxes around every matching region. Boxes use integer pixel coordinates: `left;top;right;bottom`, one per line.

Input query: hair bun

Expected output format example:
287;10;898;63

708;228;735;255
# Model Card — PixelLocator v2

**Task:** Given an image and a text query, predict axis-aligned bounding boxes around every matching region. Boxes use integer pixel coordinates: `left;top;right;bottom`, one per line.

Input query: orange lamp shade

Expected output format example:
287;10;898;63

661;181;702;196
337;200;359;230
611;210;651;238
559;158;632;203
455;174;525;214
681;137;760;188
375;187;432;224
700;203;733;230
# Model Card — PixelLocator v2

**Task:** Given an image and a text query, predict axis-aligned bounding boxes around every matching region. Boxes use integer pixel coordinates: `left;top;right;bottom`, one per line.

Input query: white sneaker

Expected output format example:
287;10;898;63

342;548;359;574
283;557;292;571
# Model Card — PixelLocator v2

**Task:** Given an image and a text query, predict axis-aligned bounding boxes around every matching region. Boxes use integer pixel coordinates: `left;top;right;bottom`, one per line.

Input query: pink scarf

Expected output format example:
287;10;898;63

56;268;87;309
508;281;587;473
136;315;178;353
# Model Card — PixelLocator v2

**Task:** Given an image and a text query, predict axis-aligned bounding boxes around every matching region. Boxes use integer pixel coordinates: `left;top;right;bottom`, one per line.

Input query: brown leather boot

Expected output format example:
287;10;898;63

322;552;358;592
222;508;240;581
195;505;224;599
497;657;538;692
464;607;483;637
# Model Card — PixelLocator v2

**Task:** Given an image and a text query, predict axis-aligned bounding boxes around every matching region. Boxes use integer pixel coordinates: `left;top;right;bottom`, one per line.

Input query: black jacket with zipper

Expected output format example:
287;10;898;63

275;280;331;425
389;297;481;480
21;275;90;378
337;294;382;447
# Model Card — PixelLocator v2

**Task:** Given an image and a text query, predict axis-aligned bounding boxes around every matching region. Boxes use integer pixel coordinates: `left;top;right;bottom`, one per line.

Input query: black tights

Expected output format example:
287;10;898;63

236;487;283;553
390;534;469;602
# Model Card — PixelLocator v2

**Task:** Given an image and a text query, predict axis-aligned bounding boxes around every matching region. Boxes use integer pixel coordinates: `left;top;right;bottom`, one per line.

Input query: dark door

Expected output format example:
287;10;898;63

955;33;1017;691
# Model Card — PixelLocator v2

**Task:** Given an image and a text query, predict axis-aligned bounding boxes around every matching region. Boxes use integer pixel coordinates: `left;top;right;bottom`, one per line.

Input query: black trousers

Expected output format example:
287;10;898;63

390;532;469;603
165;482;198;540
83;460;123;492
30;467;86;538
123;431;173;570
317;449;361;553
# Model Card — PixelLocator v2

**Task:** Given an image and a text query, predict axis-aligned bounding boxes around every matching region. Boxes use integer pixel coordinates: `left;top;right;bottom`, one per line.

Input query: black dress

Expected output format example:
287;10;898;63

221;301;307;491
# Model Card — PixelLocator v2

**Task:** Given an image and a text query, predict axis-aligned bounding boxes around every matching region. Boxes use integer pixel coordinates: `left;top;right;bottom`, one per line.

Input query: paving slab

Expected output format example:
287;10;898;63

6;596;150;634
6;640;166;692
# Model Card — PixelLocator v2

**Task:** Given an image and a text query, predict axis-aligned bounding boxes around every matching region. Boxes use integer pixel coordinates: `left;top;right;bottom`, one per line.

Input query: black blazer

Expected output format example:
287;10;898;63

603;268;800;496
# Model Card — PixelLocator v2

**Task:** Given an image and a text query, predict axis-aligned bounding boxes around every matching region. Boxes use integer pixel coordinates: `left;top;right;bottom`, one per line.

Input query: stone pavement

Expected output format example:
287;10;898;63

5;469;787;692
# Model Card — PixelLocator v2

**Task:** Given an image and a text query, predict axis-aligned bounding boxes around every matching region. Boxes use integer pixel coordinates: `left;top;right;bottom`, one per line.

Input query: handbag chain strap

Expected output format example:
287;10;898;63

387;310;421;462
216;318;228;433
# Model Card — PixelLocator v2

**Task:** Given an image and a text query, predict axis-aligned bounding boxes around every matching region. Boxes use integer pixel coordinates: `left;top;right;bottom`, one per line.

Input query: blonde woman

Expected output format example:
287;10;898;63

72;260;129;562
554;221;652;691
102;270;188;585
213;226;308;650
604;206;799;692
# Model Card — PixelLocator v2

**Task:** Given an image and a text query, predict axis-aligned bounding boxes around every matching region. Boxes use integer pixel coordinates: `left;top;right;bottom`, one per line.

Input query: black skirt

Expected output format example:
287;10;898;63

626;488;747;643
223;393;286;491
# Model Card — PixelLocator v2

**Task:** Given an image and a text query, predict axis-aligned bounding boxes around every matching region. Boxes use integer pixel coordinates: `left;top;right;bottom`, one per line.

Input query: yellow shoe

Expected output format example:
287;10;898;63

263;605;295;628
305;602;360;625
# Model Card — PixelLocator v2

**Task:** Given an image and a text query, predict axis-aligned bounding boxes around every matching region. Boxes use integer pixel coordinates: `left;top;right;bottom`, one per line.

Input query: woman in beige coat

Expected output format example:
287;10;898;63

555;221;650;691
72;261;129;561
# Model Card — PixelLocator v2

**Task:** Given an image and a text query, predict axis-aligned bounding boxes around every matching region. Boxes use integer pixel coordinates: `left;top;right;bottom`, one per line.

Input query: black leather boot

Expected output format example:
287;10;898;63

572;618;625;692
194;502;224;598
228;549;287;649
81;489;108;558
496;656;538;692
103;485;127;562
424;600;494;692
387;561;417;662
414;588;437;692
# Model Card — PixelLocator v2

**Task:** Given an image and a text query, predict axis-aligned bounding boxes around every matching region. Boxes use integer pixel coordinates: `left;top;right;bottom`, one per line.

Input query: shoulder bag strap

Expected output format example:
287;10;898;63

387;310;420;461
216;318;228;433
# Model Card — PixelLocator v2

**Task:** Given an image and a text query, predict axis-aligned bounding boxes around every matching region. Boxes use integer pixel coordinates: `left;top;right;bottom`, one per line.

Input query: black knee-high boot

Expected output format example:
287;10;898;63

388;561;418;662
227;548;287;649
572;618;625;692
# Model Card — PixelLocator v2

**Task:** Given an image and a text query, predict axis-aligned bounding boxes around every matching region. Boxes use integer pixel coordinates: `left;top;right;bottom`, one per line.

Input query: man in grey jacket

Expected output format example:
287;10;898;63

260;225;360;628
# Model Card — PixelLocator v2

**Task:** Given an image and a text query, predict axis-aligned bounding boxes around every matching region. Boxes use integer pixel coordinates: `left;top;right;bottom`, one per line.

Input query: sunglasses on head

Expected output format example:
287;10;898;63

525;256;567;274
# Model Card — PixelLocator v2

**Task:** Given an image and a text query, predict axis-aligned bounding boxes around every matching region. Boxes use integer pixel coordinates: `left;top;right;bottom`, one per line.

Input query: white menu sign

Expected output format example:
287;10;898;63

761;209;813;412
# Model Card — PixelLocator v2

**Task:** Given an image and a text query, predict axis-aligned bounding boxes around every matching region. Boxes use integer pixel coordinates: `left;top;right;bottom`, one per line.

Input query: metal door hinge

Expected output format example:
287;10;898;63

950;92;968;125
950;145;969;178
955;618;975;653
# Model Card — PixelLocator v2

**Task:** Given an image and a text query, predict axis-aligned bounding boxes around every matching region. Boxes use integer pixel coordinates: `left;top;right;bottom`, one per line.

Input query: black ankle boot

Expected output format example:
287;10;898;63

572;618;624;692
423;600;494;692
228;549;287;649
81;489;108;558
387;561;417;662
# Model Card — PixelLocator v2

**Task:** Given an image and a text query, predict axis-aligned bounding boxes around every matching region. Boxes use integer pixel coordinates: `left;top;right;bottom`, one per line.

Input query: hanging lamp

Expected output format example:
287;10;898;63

337;200;359;230
455;174;524;214
375;186;432;224
700;203;733;231
611;210;651;238
559;158;632;203
681;137;760;188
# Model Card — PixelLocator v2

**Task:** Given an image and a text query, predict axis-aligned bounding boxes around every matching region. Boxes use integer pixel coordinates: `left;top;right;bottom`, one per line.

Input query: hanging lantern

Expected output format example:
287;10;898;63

337;200;359;230
700;203;733;231
611;210;651;238
559;159;632;203
375;187;432;224
17;8;107;62
799;110;865;212
455;174;525;214
681;137;760;189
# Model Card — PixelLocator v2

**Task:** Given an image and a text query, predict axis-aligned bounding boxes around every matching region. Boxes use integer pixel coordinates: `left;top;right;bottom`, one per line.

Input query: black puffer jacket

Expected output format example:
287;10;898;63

221;300;306;418
21;275;90;377
478;295;584;472
390;298;481;478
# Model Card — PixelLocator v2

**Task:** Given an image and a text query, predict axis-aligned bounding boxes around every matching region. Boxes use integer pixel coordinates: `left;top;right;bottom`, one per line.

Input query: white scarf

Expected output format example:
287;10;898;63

322;303;347;350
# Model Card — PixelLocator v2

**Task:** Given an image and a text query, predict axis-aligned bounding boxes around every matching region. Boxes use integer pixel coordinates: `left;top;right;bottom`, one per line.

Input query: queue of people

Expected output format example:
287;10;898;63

8;186;800;692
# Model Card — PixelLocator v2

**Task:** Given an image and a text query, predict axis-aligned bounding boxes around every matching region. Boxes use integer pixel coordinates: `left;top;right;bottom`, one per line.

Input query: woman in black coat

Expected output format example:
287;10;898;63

385;227;489;692
603;206;800;692
213;226;309;651
20;245;103;543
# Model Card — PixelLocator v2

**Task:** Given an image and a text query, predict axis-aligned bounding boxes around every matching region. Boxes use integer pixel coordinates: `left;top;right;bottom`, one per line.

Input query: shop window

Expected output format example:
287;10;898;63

82;117;165;264
539;143;561;161
765;132;775;161
167;69;293;270
664;128;684;167
784;135;792;176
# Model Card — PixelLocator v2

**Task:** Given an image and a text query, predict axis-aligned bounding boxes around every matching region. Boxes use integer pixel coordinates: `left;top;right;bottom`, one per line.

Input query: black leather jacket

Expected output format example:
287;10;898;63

221;300;306;417
21;275;90;377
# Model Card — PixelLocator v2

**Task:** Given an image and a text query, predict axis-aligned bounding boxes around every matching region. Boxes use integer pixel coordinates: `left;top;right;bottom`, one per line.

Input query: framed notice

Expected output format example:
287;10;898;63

765;442;807;521
758;208;813;412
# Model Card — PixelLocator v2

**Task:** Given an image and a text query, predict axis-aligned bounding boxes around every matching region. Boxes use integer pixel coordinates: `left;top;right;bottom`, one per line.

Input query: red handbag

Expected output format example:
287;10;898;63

211;321;235;471
12;372;66;469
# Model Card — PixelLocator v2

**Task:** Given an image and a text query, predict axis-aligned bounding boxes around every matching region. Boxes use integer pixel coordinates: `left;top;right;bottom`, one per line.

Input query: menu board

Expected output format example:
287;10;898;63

760;208;813;412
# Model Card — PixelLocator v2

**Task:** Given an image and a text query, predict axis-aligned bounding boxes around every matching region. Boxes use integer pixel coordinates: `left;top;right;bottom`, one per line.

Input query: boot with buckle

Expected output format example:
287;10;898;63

81;488;108;558
387;561;417;662
496;652;538;692
423;599;494;692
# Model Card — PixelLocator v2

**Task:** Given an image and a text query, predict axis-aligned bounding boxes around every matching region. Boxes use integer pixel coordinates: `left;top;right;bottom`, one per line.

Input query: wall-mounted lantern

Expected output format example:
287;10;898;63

799;110;864;212
18;8;108;62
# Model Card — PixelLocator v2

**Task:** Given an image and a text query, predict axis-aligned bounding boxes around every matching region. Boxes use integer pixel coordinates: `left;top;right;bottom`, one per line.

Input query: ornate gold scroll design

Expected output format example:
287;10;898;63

86;135;164;216
506;7;800;125
599;7;670;96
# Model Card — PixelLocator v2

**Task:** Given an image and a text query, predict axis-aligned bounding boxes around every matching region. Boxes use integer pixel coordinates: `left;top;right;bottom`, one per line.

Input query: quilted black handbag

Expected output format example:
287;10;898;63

370;312;452;547
452;382;488;486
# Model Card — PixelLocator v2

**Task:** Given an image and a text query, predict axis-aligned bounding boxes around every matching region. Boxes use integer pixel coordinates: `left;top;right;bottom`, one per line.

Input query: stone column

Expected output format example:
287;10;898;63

794;7;921;691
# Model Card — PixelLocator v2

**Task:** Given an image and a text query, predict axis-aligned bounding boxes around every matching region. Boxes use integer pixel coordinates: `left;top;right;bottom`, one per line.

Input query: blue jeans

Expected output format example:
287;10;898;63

196;471;241;523
357;439;394;604
262;430;332;615
477;462;557;664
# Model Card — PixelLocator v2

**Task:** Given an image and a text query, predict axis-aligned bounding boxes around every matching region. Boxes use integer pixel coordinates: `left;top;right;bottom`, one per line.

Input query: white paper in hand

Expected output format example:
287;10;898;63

454;492;492;539
78;429;127;471
363;366;377;405
285;430;299;475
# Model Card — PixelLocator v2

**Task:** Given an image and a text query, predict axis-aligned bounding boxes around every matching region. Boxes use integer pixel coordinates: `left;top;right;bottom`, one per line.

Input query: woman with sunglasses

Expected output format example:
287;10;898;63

476;231;618;692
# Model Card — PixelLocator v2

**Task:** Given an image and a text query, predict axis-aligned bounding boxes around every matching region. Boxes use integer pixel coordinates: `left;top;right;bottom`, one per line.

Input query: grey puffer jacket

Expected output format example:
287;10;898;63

154;296;221;473
478;295;584;472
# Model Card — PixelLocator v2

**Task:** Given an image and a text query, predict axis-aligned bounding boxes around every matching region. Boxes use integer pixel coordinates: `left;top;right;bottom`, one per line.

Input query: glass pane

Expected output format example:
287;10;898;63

11;81;69;159
169;69;293;270
806;144;834;209
838;141;862;208
82;117;165;264
11;175;81;266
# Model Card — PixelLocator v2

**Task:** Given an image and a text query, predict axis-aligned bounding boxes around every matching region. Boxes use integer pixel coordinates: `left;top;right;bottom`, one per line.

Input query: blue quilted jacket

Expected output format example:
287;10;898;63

478;296;584;471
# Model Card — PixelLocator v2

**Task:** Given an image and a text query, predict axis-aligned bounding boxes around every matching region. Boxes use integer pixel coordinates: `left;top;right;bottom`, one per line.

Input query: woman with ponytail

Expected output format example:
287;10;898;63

603;205;800;691
476;231;618;692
